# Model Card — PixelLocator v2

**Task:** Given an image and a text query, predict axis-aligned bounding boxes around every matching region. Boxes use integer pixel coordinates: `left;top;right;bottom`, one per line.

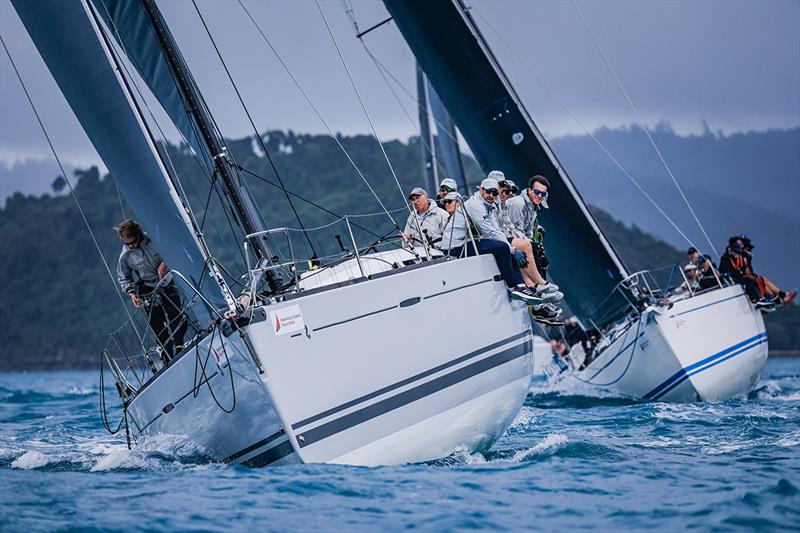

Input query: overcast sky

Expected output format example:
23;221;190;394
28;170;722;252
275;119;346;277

1;0;798;198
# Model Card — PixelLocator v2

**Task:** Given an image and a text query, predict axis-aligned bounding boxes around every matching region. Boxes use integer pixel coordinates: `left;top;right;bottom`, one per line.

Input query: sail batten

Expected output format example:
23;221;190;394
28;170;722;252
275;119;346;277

383;0;629;325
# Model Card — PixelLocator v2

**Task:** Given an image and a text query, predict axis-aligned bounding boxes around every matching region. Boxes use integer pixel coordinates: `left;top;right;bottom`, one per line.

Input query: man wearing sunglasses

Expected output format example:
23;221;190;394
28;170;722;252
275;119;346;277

436;177;458;208
463;175;558;308
116;219;187;362
506;175;565;325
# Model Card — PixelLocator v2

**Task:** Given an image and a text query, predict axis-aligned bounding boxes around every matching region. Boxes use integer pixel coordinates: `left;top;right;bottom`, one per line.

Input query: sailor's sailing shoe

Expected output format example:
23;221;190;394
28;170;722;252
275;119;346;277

780;290;797;308
533;284;564;303
539;282;560;293
510;285;543;305
531;303;564;325
754;299;777;313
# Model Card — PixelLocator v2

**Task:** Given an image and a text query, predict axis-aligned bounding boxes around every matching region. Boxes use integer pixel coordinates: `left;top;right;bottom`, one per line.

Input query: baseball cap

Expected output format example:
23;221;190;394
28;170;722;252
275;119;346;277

407;187;427;199
443;191;461;201
439;178;457;190
687;247;698;255
480;177;499;190
487;170;505;182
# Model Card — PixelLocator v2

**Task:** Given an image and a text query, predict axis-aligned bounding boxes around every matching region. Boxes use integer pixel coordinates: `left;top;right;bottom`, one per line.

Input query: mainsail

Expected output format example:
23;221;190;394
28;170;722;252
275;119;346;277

384;0;630;326
12;0;229;316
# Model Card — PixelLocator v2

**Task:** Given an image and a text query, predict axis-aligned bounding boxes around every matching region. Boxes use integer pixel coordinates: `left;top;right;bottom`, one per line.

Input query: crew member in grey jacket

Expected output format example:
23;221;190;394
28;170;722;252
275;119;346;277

505;175;564;324
402;187;448;246
116;219;187;361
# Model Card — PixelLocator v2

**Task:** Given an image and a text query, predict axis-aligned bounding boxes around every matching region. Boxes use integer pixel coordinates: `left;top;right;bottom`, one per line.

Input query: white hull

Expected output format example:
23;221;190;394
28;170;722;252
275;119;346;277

126;331;300;466
125;254;534;466
247;254;534;465
571;285;768;402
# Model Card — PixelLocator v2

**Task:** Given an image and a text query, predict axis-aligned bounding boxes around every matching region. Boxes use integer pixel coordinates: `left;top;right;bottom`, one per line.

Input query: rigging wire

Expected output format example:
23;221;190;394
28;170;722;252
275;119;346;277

338;1;452;179
95;0;250;270
314;0;410;227
0;34;137;328
569;0;718;257
236;164;404;246
470;6;701;252
191;0;318;259
237;0;401;231
114;179;127;219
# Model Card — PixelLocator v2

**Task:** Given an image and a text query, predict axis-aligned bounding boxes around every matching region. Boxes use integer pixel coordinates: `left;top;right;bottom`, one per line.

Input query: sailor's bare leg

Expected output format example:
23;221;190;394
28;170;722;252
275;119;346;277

511;237;546;285
761;276;780;296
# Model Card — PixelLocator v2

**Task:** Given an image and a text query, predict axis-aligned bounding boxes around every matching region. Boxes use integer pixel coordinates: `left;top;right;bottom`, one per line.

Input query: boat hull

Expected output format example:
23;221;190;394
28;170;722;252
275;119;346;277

247;254;534;465
125;333;299;467
572;285;768;402
125;255;534;467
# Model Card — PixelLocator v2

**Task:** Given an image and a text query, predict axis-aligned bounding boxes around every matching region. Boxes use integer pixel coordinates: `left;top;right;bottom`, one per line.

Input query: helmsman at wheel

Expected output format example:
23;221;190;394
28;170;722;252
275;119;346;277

116;219;187;362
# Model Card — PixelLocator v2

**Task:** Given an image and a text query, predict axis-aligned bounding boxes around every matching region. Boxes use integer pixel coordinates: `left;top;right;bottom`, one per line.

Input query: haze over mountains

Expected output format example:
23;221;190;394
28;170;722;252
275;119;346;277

550;125;799;289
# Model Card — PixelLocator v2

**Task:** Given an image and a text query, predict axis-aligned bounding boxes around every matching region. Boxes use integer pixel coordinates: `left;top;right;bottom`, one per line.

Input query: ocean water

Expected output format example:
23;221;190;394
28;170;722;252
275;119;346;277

1;359;798;531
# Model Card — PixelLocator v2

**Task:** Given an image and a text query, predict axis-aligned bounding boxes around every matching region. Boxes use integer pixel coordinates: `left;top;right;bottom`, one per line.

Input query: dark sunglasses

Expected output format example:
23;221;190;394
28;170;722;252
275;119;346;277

443;199;456;205
531;189;548;198
439;186;455;193
484;188;499;196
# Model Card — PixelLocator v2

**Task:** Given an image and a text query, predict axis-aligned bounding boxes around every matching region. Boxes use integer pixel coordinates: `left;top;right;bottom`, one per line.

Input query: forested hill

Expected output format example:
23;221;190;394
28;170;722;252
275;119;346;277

0;131;796;370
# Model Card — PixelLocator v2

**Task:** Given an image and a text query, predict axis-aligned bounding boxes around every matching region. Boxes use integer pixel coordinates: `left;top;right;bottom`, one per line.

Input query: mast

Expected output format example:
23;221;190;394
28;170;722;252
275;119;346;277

138;0;272;264
415;63;438;194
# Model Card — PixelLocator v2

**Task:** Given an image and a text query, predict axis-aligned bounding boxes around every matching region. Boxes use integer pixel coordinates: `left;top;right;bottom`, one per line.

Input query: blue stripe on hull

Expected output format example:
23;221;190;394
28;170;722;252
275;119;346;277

644;333;768;401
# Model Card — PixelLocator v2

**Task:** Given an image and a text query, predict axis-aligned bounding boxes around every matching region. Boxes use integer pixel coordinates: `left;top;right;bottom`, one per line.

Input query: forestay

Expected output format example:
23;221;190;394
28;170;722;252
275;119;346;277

12;0;228;318
383;0;630;327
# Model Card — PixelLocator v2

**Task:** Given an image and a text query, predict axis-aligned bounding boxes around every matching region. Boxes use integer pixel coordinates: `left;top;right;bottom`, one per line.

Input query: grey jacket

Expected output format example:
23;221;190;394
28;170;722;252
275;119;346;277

497;200;518;239
439;201;469;251
506;191;543;242
403;200;449;243
117;235;168;294
463;191;513;249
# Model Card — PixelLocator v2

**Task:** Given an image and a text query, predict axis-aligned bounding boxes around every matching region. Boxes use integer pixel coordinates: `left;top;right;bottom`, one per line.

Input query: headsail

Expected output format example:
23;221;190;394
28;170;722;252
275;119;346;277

12;0;229;317
384;0;630;326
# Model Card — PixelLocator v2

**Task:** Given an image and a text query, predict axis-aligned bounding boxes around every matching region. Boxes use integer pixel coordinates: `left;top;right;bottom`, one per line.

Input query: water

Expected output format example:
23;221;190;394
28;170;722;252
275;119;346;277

1;359;798;531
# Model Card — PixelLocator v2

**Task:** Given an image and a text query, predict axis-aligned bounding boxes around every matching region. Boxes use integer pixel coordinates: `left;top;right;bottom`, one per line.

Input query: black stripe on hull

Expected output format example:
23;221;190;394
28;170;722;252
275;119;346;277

292;330;531;431
223;429;284;463
241;440;295;468
297;339;532;448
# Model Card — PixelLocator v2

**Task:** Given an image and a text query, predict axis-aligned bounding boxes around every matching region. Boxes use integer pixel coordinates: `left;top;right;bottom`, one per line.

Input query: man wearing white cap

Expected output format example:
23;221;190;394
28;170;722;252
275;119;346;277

463;173;561;314
402;187;448;246
506;175;564;324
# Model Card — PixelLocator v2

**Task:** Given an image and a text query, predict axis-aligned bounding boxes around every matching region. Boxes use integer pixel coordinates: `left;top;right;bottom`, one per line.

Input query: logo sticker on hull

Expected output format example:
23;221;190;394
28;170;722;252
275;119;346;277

269;305;305;336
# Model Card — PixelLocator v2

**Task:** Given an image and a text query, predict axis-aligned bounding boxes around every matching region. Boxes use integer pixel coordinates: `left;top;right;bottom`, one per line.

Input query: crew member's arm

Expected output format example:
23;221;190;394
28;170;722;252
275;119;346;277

157;261;169;279
117;254;141;308
464;199;511;247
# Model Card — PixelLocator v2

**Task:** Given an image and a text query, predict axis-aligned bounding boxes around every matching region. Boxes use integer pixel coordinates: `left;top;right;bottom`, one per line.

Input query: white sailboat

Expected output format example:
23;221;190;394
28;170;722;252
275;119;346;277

12;0;536;466
383;0;769;402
